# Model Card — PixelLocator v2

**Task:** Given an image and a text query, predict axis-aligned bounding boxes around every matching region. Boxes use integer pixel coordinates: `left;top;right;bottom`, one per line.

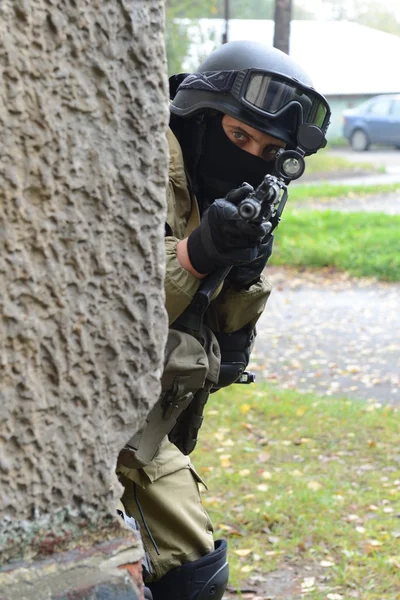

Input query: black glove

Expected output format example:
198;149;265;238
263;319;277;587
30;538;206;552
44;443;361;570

227;234;274;289
187;184;271;274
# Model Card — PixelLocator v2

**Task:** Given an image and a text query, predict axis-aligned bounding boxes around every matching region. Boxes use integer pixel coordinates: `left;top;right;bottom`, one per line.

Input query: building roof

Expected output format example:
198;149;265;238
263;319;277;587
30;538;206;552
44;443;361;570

182;19;400;96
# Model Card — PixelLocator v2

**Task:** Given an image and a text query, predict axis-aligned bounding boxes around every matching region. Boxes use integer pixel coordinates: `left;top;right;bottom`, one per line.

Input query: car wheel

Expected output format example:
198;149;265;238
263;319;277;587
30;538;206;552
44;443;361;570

350;129;370;151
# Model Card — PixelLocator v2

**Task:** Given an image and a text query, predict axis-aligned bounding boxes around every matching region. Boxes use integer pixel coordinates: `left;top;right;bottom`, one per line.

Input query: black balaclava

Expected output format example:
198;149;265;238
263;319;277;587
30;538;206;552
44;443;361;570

170;112;278;214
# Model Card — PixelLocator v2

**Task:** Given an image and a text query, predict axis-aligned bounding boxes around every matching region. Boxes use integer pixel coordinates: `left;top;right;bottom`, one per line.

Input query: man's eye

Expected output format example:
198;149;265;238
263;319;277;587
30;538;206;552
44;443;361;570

264;145;279;155
262;145;281;160
232;131;247;141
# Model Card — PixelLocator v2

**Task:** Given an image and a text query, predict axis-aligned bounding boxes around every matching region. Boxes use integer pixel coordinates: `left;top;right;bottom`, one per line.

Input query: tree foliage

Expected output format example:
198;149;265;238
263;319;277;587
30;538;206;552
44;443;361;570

165;0;217;75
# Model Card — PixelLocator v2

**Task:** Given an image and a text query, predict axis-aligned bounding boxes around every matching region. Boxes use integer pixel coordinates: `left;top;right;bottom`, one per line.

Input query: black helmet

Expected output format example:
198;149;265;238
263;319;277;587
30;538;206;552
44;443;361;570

170;40;330;146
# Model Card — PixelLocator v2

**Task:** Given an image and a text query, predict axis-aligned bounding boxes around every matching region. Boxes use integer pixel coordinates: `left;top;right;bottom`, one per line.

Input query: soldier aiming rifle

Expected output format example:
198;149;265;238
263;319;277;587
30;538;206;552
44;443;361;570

116;40;331;600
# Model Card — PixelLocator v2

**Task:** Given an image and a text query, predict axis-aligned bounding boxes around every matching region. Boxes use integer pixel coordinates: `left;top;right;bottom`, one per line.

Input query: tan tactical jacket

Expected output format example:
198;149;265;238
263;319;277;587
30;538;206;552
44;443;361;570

165;128;272;333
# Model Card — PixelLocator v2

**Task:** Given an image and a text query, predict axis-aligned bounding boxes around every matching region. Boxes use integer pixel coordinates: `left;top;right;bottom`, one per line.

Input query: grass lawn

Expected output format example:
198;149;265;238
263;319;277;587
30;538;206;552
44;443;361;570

289;182;400;203
265;180;400;282
271;209;400;282
192;385;400;599
304;151;384;177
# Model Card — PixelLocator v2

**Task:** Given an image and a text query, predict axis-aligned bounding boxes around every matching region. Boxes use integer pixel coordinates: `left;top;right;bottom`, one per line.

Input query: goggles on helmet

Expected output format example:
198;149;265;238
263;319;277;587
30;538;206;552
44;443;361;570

177;69;331;133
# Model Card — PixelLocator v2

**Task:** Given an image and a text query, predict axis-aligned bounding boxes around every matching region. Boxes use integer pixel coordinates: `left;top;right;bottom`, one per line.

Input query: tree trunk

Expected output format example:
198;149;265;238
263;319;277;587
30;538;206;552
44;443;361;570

0;0;168;591
273;0;292;54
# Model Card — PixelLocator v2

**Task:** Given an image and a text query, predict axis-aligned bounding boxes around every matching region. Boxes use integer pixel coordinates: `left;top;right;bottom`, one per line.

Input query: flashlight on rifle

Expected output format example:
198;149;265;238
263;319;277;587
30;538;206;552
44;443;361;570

237;123;325;225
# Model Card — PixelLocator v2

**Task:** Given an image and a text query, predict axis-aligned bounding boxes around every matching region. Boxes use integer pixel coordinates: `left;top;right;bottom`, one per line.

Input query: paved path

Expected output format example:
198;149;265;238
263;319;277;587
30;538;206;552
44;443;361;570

298;171;400;187
252;267;400;405
327;147;400;169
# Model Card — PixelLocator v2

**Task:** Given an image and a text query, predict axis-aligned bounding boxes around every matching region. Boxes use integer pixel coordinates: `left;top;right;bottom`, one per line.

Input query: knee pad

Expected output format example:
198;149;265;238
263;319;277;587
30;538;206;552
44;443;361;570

148;539;229;600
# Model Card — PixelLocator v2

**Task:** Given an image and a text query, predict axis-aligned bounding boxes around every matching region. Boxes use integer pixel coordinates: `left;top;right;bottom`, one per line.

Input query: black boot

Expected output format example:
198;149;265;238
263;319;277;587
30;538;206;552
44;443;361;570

148;539;229;600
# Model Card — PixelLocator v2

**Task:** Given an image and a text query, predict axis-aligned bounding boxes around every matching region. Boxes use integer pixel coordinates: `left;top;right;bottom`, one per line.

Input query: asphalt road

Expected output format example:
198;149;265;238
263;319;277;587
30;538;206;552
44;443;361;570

328;146;400;169
252;268;400;406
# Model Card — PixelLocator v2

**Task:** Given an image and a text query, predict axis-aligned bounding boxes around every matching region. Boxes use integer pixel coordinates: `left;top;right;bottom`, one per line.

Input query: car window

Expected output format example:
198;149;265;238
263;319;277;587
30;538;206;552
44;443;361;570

391;100;400;117
367;98;392;116
355;99;374;113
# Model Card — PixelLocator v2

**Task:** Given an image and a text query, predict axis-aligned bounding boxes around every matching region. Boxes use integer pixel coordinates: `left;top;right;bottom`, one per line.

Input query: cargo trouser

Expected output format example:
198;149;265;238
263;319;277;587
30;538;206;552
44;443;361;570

116;325;220;582
117;437;214;582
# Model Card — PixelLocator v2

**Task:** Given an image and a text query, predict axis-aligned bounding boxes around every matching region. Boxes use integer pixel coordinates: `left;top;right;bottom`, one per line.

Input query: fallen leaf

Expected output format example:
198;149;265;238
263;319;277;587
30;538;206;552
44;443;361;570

364;542;382;555
355;526;366;534
387;556;400;568
240;565;254;573
320;560;335;567
257;484;269;492
307;481;323;491
203;496;221;507
239;469;251;476
221;438;234;447
233;548;252;557
346;514;361;522
218;523;238;533
267;535;280;544
258;452;271;463
219;455;231;468
301;577;315;590
243;494;255;500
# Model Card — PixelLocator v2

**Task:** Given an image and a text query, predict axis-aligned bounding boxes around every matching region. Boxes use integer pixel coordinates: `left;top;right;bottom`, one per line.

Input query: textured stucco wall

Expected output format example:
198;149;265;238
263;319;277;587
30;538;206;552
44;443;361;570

0;0;168;561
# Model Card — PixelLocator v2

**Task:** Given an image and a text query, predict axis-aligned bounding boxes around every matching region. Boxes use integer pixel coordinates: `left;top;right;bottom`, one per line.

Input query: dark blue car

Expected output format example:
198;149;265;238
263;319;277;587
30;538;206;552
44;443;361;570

343;94;400;151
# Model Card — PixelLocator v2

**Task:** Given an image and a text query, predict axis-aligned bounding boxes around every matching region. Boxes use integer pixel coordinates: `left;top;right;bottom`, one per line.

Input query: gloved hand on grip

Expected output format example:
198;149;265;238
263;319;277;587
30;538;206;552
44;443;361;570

227;234;274;289
187;183;271;274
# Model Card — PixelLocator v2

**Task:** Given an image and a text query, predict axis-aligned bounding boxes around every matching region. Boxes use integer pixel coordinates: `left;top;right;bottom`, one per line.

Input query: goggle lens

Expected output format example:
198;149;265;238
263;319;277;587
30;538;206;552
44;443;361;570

243;72;329;129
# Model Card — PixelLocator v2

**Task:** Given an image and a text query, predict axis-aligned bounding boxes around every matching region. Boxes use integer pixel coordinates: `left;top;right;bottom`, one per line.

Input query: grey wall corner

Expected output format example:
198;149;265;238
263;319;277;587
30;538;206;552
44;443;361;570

0;0;169;580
